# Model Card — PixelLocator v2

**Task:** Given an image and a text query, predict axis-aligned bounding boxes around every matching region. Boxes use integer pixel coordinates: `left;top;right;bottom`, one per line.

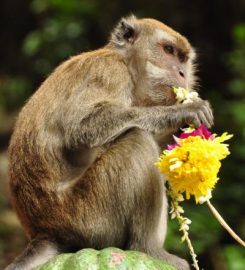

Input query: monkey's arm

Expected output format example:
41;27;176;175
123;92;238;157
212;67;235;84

62;100;213;148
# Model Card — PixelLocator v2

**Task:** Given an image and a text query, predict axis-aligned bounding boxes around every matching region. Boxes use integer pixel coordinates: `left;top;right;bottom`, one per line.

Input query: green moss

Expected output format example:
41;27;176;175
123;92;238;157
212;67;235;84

37;248;177;270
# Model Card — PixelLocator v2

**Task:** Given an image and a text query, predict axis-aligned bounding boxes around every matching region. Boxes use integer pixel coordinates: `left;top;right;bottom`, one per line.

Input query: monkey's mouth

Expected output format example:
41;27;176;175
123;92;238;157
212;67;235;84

159;84;172;90
157;85;177;106
165;84;186;90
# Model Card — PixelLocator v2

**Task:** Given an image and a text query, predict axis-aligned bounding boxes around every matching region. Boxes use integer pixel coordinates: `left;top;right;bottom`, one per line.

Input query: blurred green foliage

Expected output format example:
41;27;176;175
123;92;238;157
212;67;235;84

23;0;100;76
0;0;244;269
0;77;31;110
224;245;245;270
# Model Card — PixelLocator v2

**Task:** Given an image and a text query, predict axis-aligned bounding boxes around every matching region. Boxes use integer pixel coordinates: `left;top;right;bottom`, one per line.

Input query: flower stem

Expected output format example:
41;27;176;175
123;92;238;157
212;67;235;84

174;209;200;270
207;200;245;247
169;191;200;270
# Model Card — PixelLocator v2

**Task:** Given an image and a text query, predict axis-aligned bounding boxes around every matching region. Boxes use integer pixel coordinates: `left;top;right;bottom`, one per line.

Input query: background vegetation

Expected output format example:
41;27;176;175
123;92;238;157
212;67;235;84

0;0;244;269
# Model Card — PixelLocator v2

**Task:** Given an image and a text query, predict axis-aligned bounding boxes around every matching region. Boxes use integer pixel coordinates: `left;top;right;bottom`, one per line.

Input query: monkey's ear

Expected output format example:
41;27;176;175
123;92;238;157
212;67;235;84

111;15;139;46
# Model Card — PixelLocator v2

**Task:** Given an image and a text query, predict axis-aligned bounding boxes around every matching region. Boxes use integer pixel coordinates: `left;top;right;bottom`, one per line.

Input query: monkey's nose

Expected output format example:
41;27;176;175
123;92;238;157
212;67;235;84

172;66;185;79
179;70;185;78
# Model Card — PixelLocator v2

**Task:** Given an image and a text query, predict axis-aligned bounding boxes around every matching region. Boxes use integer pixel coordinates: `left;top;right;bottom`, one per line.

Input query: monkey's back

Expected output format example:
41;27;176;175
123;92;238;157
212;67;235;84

8;47;133;239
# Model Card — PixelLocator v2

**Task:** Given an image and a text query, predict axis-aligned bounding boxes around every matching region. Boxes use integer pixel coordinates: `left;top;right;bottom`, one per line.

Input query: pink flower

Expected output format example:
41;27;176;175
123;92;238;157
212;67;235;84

167;135;180;150
167;144;177;150
167;124;214;150
179;124;214;140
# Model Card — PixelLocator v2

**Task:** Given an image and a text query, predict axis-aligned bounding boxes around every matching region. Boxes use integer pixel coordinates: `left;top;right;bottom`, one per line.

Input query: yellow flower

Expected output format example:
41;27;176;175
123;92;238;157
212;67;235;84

173;87;199;104
155;133;233;203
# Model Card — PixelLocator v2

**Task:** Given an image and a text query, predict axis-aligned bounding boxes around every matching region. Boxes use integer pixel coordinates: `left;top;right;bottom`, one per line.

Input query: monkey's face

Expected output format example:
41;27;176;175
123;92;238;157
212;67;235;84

138;19;197;106
111;16;197;106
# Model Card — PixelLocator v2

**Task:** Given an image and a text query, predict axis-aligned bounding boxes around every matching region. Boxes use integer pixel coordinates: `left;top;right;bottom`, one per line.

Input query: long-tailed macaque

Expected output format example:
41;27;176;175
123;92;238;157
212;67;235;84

6;16;213;270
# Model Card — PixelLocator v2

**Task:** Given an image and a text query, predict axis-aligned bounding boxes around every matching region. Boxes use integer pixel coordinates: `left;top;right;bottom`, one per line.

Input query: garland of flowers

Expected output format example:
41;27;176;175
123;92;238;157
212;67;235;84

155;87;245;270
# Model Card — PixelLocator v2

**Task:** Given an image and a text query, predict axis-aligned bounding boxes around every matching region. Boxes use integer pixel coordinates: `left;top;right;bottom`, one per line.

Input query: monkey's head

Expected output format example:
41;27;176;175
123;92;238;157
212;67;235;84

110;16;197;106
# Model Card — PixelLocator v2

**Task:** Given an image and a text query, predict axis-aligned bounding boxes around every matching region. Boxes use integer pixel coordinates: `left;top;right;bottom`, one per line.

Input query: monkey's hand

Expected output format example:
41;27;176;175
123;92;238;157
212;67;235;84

145;99;213;147
136;99;213;135
178;99;214;129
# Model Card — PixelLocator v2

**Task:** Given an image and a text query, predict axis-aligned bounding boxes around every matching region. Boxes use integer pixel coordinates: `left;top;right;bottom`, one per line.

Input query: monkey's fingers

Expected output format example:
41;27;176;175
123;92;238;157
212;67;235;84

198;111;212;129
185;113;201;128
197;100;214;128
205;103;214;127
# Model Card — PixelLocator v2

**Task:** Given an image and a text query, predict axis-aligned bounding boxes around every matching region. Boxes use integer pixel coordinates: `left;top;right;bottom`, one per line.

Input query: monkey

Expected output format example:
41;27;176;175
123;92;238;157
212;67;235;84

6;16;213;270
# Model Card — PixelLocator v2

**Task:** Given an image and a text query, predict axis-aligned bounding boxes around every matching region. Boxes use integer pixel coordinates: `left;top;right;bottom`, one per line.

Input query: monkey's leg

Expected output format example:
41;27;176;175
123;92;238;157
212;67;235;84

5;236;59;270
128;202;190;270
146;247;190;270
125;153;190;270
128;220;191;270
145;204;190;270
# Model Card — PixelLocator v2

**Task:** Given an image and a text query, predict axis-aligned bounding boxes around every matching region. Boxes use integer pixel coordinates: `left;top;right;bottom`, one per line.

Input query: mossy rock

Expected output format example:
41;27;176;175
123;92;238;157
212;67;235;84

36;247;177;270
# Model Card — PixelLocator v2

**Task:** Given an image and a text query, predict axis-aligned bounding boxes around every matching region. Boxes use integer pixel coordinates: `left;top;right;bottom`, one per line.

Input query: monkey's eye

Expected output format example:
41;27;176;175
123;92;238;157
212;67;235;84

178;52;188;63
164;45;174;54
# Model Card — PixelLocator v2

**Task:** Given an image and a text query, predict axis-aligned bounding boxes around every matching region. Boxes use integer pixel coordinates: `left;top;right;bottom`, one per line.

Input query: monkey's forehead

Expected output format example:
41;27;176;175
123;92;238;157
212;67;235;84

139;18;192;53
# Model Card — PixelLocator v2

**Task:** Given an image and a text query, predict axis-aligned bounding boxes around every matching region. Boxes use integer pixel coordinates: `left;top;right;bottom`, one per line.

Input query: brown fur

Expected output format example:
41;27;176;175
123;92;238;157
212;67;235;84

140;18;191;52
6;16;213;270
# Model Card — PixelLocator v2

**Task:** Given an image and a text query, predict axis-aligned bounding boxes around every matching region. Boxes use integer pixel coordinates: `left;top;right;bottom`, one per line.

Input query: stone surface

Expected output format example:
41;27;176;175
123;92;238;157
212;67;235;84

37;247;177;270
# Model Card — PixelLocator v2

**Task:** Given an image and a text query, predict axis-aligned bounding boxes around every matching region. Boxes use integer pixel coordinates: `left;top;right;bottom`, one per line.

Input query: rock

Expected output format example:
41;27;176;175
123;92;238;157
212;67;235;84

36;247;177;270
